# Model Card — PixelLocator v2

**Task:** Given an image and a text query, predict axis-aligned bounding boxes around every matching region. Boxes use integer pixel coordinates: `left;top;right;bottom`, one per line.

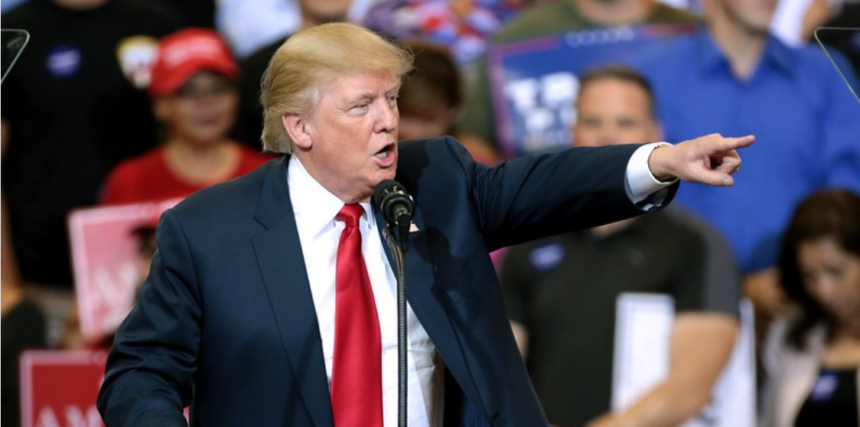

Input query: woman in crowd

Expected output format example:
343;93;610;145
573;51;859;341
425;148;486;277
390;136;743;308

761;189;860;426
101;28;271;205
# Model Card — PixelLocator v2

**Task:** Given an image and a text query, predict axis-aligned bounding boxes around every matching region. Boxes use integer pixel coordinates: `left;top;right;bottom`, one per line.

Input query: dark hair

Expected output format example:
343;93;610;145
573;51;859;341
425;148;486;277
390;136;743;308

398;40;462;121
578;65;657;119
777;189;860;350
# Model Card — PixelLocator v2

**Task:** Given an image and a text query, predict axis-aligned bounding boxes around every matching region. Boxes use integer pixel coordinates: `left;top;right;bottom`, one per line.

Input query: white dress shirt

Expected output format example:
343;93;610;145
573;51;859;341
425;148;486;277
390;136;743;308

289;157;443;427
286;143;672;427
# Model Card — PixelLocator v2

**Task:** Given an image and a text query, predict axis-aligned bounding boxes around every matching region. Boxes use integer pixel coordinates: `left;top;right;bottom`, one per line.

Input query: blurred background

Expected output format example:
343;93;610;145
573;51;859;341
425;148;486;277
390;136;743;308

2;0;859;426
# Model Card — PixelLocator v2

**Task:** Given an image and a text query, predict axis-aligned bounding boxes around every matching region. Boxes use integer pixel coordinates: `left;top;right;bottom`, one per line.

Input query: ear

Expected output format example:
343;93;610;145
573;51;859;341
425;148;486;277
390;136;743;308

282;114;313;150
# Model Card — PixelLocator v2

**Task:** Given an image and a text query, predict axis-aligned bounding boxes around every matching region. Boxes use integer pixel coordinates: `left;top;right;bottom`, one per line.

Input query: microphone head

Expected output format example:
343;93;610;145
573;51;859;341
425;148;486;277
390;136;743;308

373;179;414;226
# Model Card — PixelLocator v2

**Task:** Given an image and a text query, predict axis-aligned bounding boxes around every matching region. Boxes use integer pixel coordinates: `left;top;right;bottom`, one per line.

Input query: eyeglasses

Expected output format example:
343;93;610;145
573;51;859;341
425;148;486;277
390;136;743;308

174;80;235;100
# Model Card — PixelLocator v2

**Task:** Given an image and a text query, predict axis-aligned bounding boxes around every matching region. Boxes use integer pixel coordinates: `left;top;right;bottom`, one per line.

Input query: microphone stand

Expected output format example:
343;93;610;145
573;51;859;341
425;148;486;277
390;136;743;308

384;226;408;427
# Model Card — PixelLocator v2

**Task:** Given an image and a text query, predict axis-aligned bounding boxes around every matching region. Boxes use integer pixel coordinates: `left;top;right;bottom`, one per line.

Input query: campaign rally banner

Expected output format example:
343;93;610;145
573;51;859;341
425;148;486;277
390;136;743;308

67;199;180;344
487;24;697;158
612;294;756;427
20;350;108;427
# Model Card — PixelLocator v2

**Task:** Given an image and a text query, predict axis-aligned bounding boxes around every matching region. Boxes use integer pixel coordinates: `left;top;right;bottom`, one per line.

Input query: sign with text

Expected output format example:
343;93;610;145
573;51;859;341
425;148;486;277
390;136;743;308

20;350;107;427
67;199;180;344
487;24;697;158
612;293;756;427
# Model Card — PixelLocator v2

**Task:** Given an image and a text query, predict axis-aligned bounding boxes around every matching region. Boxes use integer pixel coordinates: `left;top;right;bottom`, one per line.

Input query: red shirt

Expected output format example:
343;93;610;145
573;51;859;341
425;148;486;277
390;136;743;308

100;144;273;205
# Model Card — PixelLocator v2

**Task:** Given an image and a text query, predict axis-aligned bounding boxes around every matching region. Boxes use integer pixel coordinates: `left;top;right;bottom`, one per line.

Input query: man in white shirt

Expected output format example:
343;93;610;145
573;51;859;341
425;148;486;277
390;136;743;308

98;22;752;427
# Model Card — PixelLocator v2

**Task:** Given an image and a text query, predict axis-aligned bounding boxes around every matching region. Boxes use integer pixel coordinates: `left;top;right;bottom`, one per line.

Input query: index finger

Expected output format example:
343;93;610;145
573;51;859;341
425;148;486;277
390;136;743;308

721;135;755;150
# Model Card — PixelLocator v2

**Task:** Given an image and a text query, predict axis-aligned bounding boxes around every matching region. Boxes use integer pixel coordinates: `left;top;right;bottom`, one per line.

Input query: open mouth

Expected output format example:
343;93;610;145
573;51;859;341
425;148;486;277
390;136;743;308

375;143;395;158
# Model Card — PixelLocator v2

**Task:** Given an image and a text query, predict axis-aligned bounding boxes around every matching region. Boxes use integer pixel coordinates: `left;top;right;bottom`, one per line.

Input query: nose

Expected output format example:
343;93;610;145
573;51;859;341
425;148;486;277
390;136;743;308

375;99;398;134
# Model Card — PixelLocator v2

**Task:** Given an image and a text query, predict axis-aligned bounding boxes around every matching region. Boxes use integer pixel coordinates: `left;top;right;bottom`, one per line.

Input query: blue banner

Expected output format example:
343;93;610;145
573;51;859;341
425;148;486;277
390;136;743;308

488;24;697;158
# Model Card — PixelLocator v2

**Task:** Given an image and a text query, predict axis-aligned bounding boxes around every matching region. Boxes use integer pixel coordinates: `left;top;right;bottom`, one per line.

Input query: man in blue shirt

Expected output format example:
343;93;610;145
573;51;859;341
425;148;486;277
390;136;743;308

631;0;860;316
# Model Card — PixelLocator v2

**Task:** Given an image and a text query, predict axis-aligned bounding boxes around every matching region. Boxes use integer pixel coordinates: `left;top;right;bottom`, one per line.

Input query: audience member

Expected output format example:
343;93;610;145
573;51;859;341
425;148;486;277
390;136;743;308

397;40;463;142
233;0;353;148
630;0;860;334
455;0;700;162
499;66;739;427
100;28;272;205
1;0;183;287
760;189;860;427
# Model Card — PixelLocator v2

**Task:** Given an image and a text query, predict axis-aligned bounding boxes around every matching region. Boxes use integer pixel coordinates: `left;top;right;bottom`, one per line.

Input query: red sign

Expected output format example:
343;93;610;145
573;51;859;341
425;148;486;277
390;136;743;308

20;350;108;427
67;199;180;343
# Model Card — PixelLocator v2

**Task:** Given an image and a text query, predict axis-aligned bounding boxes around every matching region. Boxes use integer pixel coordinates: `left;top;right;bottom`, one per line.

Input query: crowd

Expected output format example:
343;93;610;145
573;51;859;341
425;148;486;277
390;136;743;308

1;0;858;426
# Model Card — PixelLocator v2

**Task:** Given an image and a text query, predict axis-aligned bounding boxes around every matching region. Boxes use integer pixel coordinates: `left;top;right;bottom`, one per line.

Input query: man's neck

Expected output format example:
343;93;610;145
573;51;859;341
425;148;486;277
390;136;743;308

574;0;655;27
708;13;768;80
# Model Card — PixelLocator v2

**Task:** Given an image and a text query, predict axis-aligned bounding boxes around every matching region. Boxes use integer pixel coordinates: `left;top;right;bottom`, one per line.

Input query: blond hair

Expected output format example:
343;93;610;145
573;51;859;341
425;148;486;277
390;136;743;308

260;23;413;154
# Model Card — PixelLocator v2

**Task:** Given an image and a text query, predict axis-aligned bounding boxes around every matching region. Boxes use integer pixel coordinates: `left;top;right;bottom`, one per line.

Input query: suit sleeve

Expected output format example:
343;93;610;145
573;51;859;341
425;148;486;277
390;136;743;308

97;209;201;427
437;137;678;250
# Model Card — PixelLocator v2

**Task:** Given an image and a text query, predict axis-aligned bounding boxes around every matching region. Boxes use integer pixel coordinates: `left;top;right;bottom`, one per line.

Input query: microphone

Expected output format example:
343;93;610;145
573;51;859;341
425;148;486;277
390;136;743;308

373;179;414;252
373;179;413;426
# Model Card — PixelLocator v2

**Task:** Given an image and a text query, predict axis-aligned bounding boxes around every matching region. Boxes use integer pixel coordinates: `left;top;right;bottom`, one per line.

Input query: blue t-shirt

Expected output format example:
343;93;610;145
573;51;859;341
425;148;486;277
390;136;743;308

632;29;860;273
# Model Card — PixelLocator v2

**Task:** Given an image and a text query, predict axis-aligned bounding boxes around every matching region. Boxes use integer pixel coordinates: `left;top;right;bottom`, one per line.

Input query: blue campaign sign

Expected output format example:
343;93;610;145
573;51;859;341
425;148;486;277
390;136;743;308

488;24;697;159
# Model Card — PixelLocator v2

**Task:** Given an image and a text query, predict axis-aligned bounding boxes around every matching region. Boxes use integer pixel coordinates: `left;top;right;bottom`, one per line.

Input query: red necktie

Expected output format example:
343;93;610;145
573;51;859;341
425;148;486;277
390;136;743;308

331;204;383;427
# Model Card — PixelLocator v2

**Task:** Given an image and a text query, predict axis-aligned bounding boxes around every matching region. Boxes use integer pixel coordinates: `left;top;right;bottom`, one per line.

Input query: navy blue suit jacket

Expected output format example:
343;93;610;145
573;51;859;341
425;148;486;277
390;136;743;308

97;137;676;426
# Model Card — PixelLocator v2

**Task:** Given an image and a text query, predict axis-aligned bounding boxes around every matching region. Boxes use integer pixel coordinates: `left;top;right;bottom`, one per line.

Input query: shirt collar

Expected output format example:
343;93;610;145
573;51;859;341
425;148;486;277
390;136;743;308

288;156;374;236
695;28;795;77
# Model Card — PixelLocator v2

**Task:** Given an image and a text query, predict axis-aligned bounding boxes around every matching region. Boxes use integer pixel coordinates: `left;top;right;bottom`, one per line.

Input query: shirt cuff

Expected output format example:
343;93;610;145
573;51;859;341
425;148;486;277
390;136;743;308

625;142;678;207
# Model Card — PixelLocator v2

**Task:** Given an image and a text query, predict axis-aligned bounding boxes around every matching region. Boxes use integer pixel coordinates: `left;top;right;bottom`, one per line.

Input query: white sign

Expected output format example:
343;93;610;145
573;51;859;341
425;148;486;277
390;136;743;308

612;293;756;427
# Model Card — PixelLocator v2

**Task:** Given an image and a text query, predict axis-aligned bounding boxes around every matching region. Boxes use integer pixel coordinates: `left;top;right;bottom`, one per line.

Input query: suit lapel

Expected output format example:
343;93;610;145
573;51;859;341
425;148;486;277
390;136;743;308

373;206;485;418
252;157;333;427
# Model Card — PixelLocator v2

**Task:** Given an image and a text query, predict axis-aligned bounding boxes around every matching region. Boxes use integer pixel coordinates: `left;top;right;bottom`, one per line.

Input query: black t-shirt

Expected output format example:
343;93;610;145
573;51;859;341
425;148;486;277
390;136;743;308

794;367;858;427
499;207;740;426
1;0;182;285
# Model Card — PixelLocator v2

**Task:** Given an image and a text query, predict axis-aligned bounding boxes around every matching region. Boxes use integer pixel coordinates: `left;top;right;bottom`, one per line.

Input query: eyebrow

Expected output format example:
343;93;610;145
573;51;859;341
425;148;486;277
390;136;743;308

342;83;402;107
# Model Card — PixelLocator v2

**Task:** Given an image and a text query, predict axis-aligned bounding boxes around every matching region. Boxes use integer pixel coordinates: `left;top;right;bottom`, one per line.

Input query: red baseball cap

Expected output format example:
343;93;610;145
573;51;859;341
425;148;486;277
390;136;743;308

149;28;238;97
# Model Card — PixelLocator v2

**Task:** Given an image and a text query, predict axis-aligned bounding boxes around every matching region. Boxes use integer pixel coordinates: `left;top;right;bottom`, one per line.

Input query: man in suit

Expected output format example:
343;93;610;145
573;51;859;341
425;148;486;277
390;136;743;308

97;22;752;427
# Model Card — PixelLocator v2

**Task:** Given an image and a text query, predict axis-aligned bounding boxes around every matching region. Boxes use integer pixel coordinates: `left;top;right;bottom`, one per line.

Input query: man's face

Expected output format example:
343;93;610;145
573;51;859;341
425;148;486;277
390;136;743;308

572;78;661;147
713;0;779;34
298;70;400;203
